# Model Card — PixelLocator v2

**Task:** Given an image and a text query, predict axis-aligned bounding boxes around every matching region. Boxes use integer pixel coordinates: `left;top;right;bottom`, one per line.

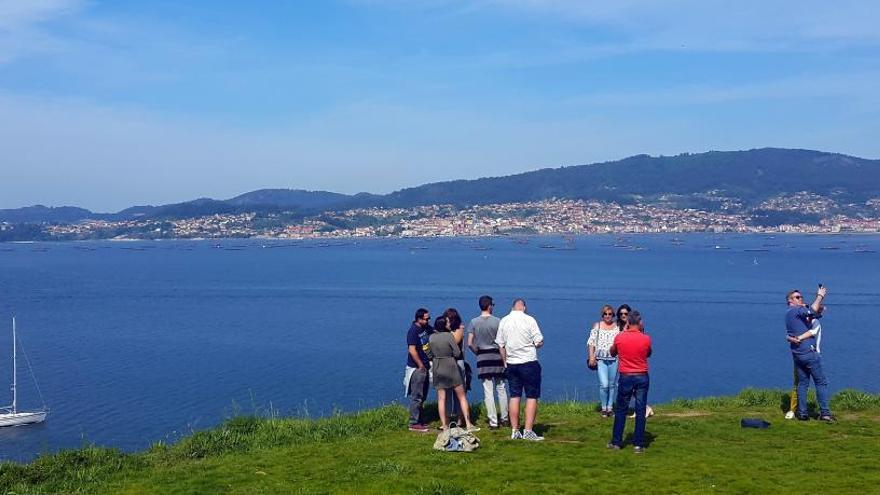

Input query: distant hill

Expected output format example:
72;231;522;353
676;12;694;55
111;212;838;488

142;190;356;220
225;189;350;209
0;189;355;223
347;148;880;210
2;149;879;224
0;205;95;224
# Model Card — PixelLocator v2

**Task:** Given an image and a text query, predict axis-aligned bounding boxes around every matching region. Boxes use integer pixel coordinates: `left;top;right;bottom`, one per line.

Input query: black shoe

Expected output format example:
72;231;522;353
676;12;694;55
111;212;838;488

501;419;511;428
796;414;809;421
819;415;837;423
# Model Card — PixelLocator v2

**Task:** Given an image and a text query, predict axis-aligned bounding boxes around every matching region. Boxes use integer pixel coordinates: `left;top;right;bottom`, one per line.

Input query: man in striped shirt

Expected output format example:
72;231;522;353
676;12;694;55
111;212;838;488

467;295;509;429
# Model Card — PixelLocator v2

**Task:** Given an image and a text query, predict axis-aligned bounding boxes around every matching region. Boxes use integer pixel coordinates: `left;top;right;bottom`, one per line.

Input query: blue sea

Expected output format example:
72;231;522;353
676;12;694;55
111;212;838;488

0;234;878;462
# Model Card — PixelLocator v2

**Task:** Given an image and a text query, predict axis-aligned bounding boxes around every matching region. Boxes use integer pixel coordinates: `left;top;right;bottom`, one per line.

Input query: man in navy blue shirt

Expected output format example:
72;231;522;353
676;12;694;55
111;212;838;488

404;308;433;432
785;286;834;422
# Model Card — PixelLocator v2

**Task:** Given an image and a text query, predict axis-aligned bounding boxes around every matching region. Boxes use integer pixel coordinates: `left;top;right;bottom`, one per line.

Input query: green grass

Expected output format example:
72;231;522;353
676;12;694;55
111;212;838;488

2;389;879;494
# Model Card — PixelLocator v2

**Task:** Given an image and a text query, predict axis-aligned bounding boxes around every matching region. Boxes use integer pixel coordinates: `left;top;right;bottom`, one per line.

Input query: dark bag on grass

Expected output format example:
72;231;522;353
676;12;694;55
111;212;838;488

740;418;771;428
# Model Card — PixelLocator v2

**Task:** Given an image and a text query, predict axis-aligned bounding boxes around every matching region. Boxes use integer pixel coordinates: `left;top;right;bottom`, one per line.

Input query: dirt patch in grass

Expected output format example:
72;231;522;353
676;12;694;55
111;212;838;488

662;411;712;418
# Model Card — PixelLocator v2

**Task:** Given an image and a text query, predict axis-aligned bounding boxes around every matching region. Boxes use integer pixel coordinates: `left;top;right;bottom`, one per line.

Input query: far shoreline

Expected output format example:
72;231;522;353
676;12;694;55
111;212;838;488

4;230;880;244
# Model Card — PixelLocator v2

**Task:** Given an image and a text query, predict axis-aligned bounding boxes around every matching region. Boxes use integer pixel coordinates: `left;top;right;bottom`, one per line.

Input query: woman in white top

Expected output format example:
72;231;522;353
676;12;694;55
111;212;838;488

588;305;620;417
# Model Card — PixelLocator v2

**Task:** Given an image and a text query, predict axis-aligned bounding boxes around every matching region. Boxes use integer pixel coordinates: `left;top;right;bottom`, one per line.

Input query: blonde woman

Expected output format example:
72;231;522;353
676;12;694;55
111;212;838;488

588;305;621;417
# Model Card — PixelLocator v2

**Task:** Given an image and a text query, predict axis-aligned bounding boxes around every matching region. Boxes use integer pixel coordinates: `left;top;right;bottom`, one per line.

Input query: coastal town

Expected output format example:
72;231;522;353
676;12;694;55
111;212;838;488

13;196;880;241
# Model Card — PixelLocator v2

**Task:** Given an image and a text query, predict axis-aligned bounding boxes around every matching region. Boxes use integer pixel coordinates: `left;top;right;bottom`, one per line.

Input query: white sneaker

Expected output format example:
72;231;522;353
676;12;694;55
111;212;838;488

784;411;795;420
522;429;545;441
511;429;523;440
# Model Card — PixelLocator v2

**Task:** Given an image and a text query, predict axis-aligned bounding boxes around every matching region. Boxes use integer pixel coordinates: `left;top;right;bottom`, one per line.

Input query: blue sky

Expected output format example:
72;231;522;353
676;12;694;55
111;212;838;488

1;0;878;211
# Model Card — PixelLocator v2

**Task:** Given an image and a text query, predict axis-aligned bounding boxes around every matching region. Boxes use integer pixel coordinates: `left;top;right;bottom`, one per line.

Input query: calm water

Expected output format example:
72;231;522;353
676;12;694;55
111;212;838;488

0;234;878;461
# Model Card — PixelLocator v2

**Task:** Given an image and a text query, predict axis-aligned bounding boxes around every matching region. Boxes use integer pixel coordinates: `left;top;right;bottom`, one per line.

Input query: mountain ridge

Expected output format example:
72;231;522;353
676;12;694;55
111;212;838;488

2;148;878;224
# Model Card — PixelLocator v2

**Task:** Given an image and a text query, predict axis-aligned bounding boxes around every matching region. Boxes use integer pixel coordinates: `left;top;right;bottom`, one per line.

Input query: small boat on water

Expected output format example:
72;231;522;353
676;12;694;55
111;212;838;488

0;318;48;427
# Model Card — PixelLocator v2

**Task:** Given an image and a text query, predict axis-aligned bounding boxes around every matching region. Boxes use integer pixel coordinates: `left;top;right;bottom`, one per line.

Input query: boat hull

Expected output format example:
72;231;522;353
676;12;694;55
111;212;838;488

0;411;47;427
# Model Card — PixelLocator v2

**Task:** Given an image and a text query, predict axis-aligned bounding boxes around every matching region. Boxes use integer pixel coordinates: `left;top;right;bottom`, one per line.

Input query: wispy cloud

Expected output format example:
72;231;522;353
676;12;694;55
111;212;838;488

0;0;80;29
369;0;880;53
0;0;83;62
493;0;880;45
564;72;880;109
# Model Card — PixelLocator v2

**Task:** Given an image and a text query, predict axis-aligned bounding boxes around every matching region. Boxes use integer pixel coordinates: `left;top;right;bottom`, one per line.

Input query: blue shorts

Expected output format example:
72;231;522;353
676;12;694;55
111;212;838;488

507;361;541;399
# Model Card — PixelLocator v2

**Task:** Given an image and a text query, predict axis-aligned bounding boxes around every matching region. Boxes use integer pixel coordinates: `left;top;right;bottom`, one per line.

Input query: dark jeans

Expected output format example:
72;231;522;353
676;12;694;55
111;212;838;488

793;351;831;417
611;373;649;447
408;368;430;425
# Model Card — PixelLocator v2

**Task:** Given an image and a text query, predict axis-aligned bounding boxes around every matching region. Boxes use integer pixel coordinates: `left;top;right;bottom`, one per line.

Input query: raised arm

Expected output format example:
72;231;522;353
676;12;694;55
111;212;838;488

810;286;827;313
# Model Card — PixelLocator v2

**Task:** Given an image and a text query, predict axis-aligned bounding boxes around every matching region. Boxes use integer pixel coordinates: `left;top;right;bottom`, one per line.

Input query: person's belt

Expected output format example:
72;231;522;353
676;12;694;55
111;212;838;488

619;372;648;376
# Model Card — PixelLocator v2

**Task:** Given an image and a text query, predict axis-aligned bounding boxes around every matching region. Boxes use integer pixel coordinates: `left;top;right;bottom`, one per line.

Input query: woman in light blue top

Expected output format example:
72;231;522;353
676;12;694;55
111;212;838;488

588;305;620;417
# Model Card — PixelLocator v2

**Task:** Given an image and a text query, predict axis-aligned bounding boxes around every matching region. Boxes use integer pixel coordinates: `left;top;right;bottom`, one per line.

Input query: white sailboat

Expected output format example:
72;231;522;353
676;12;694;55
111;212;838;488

0;317;47;427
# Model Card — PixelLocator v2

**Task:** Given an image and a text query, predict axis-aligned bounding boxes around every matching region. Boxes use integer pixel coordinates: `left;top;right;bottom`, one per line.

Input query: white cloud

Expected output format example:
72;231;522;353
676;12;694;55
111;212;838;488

564;72;880;109
0;0;83;63
0;0;80;29
373;0;880;52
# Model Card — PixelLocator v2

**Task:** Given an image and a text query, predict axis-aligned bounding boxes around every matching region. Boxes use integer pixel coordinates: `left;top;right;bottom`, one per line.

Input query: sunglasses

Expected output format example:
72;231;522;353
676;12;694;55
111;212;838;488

792;295;803;300
603;312;614;316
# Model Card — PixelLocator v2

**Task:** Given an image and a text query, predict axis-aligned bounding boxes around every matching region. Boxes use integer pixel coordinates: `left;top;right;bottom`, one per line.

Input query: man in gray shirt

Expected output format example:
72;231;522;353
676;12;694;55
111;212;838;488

467;295;509;429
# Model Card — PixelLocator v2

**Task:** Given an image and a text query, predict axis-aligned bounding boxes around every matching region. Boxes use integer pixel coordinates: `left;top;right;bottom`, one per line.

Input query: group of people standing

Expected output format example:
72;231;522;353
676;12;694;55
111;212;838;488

404;296;653;451
405;296;545;441
402;284;837;454
586;304;653;452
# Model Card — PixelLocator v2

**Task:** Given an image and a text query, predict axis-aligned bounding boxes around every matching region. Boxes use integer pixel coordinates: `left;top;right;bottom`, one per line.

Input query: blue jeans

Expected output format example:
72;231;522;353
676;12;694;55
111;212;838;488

793;351;831;417
597;359;618;411
611;373;649;447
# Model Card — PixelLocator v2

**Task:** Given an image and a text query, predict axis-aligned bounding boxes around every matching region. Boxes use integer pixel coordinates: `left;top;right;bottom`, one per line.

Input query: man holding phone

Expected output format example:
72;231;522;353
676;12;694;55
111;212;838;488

784;285;834;422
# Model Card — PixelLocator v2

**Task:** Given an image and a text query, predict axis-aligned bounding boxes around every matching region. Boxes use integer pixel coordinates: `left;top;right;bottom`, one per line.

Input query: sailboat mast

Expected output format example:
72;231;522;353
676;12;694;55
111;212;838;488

12;317;16;414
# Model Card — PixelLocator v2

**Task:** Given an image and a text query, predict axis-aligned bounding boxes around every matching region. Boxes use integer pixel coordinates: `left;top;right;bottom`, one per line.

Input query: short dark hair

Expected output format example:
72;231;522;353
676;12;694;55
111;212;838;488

478;295;494;311
512;298;526;308
433;316;448;332
627;310;642;327
786;289;800;302
444;308;462;331
414;308;429;322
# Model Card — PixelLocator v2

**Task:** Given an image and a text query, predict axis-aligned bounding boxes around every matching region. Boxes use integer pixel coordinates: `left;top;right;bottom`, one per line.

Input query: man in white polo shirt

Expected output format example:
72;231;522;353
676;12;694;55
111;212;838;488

495;298;545;441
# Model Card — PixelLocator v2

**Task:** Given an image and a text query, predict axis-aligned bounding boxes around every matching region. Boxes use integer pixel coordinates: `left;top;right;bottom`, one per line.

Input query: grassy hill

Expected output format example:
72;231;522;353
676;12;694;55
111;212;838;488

1;388;878;494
